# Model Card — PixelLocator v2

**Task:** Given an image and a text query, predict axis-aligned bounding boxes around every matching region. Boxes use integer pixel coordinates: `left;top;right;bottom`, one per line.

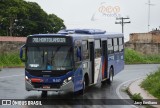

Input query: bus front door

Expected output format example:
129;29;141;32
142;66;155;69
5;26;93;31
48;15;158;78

89;42;94;84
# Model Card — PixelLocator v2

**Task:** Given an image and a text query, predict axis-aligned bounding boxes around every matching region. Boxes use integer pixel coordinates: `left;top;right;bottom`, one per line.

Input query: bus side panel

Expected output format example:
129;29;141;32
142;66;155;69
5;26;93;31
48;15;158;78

82;60;90;83
114;52;124;75
73;63;83;92
119;51;124;72
114;52;120;75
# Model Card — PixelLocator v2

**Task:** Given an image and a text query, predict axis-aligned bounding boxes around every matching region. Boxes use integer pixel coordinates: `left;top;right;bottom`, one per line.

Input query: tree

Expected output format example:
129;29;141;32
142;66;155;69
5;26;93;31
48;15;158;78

0;0;65;36
48;14;66;33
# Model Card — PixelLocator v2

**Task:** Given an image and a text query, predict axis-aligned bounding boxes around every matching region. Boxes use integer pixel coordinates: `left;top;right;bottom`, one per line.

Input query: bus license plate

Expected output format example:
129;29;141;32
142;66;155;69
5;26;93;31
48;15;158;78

43;86;50;89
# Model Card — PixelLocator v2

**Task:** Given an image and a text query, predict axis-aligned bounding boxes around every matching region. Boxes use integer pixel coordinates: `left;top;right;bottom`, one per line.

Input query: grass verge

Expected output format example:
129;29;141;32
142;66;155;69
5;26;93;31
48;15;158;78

141;68;160;99
126;87;153;108
131;93;143;101
125;48;160;64
125;87;143;101
0;52;24;67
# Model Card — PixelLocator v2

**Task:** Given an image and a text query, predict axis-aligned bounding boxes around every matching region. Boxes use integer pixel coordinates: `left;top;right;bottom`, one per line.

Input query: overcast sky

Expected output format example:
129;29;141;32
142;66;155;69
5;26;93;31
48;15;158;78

25;0;160;41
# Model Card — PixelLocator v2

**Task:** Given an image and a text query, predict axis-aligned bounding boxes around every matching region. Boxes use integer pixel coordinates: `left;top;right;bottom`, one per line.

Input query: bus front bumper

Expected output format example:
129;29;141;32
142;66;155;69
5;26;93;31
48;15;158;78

25;80;74;92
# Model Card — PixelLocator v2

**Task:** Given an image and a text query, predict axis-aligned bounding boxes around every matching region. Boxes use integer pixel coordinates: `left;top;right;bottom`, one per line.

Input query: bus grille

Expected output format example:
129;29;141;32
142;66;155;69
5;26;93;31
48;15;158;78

32;83;61;89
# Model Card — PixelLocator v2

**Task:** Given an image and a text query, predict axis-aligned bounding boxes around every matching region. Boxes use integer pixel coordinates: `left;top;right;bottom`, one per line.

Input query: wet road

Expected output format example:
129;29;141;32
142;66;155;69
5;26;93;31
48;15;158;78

0;64;160;108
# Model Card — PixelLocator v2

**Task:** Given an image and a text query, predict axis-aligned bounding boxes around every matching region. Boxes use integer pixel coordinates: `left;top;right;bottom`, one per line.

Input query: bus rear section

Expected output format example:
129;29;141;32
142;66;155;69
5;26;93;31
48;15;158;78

20;35;75;94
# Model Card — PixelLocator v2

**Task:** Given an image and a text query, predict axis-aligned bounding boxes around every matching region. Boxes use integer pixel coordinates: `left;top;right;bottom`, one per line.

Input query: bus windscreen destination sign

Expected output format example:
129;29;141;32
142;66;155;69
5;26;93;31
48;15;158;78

32;38;66;43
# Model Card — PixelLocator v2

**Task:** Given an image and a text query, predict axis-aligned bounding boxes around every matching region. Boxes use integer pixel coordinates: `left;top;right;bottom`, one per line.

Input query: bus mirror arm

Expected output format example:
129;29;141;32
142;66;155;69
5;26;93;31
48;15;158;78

20;44;26;62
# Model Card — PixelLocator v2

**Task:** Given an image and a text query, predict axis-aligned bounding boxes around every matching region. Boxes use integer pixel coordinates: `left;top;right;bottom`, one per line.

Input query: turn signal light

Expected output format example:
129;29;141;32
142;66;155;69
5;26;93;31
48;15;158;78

31;78;44;83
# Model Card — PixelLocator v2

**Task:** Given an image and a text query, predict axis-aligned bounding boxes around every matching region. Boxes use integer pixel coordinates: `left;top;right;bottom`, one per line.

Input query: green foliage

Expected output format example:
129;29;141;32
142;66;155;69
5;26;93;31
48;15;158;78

125;48;145;64
141;68;160;99
131;93;143;101
0;52;23;67
0;0;65;36
125;48;160;64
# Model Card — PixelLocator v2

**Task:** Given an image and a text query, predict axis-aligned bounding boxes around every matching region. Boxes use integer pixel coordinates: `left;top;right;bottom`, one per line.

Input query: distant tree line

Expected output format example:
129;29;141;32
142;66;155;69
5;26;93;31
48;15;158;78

0;0;66;36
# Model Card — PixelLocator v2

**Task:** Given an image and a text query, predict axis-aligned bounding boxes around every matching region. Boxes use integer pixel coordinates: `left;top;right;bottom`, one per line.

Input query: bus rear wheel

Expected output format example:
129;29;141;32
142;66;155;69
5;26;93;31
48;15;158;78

107;67;113;84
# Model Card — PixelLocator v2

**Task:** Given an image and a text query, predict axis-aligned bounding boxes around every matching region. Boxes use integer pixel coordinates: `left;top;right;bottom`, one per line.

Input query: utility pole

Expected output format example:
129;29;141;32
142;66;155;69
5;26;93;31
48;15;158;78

115;17;131;33
146;0;154;32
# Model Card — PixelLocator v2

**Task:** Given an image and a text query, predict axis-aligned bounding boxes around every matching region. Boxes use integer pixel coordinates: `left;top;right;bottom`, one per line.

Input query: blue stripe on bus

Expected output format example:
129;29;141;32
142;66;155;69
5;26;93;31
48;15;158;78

73;65;83;92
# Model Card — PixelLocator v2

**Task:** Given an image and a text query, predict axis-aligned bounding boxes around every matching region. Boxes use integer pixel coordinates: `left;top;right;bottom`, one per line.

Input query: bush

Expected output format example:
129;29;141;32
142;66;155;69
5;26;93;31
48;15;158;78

131;93;143;101
0;52;23;67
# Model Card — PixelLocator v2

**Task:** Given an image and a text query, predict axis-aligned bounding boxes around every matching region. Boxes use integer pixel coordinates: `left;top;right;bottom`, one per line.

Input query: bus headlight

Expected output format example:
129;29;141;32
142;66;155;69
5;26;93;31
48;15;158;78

68;77;72;81
63;77;72;84
25;76;29;80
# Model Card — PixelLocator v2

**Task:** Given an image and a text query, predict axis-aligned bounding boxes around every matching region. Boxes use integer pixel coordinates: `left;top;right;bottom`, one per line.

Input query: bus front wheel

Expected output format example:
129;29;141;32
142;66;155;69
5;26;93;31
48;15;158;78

79;79;85;95
79;74;89;95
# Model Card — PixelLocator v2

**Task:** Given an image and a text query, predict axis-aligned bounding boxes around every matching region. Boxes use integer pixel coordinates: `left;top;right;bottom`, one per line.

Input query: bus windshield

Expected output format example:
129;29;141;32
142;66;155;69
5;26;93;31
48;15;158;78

27;46;73;70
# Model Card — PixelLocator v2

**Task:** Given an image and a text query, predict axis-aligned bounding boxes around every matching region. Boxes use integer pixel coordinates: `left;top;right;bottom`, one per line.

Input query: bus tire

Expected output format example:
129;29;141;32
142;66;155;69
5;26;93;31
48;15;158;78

107;67;113;84
79;73;89;95
79;79;86;95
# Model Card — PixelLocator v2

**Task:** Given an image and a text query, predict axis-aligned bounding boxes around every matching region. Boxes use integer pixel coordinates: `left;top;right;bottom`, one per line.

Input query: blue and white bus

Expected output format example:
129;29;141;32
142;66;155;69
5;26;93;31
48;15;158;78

20;29;124;95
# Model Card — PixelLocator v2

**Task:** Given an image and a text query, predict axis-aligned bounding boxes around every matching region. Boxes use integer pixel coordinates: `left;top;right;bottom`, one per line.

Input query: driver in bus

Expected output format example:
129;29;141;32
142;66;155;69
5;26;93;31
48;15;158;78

47;59;53;70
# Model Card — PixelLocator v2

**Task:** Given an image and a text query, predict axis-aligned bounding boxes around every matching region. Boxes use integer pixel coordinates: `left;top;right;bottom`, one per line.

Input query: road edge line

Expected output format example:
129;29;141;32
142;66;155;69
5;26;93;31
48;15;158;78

116;77;145;108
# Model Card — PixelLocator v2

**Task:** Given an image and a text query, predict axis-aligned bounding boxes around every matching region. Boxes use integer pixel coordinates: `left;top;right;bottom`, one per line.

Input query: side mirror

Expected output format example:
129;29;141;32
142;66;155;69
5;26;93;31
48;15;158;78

20;44;26;62
76;47;81;60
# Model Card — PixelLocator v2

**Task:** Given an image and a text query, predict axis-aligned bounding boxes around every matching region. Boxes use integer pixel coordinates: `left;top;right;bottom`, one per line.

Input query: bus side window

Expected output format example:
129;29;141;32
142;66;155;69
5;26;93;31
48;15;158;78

108;39;113;54
74;46;82;62
113;38;118;52
118;37;124;52
82;41;89;60
95;40;101;58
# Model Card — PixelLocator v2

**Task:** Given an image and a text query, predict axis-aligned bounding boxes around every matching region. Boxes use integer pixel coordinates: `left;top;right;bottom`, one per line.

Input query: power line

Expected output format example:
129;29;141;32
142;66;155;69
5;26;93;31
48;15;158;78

115;17;131;33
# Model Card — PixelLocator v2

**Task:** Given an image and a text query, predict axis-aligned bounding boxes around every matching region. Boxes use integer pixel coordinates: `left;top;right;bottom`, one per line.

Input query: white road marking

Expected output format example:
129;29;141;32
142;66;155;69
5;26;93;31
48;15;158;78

116;77;145;108
0;74;24;79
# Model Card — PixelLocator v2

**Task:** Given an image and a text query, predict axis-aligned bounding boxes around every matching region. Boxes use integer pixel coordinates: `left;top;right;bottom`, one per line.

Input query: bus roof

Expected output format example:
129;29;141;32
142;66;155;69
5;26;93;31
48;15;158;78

29;29;123;39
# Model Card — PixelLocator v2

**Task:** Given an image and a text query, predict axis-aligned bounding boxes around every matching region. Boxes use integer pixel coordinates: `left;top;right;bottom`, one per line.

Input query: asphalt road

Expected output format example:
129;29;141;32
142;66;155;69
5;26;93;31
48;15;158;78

0;64;160;108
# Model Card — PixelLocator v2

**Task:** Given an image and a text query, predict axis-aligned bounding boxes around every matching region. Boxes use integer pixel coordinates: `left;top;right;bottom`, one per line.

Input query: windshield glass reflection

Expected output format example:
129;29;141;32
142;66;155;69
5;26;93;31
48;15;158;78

27;46;73;70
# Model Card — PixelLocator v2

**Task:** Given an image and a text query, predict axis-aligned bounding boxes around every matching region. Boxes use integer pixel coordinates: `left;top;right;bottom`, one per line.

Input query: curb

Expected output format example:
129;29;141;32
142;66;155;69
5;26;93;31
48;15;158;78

0;66;24;69
128;78;160;108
